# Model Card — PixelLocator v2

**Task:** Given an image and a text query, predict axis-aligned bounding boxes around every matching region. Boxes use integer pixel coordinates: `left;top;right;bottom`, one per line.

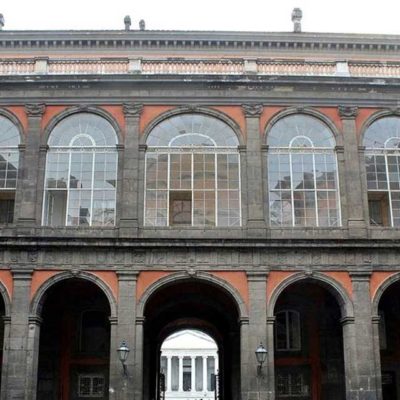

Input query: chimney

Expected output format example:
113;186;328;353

124;15;131;31
291;8;302;33
139;19;146;31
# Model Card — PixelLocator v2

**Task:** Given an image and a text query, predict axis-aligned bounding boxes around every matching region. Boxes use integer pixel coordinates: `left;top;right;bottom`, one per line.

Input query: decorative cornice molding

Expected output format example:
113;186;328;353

123;103;143;118
25;103;45;117
242;104;263;117
338;105;358;119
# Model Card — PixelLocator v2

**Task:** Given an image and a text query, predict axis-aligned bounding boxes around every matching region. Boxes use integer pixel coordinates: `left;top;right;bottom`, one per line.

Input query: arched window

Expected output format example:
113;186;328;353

275;310;301;351
145;113;241;227
43;113;118;226
364;116;400;226
0;115;20;224
267;114;340;227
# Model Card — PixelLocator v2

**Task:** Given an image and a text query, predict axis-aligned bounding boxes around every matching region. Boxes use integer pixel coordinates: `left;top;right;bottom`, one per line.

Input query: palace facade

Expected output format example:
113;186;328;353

0;19;399;400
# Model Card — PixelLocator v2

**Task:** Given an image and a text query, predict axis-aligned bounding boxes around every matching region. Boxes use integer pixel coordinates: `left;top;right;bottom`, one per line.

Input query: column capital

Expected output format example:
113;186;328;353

25;103;46;117
117;270;139;281
242;104;263;117
28;315;43;326
123;103;143;118
239;316;249;326
139;144;148;152
340;316;355;326
108;316;118;325
136;316;146;325
267;316;276;325
349;270;372;282
338;105;358;119
246;271;268;281
372;315;381;324
11;268;34;280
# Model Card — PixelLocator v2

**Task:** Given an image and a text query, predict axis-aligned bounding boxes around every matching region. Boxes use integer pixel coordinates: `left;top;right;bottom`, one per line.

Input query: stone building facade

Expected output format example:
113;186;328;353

0;25;398;400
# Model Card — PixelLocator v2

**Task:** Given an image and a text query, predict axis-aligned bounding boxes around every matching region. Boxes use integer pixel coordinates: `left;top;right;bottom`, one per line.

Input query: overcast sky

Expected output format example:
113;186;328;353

1;0;400;34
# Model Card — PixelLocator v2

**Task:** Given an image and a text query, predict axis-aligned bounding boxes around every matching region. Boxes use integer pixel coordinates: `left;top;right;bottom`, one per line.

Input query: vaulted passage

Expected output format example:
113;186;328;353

36;279;111;400
379;280;400;400
143;279;241;400
274;281;346;400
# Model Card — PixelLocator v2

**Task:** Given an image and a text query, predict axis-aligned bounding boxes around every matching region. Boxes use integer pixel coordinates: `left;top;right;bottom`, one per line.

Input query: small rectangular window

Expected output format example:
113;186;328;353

169;191;192;225
368;192;390;226
78;374;105;398
0;191;15;224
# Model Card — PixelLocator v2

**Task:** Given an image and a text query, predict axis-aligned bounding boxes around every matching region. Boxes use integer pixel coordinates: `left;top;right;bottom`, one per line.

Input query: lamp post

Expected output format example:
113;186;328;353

255;342;268;376
117;341;130;377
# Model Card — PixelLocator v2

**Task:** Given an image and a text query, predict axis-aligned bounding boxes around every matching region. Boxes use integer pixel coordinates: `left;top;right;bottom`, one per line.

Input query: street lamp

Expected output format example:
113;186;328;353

255;342;268;375
117;341;130;376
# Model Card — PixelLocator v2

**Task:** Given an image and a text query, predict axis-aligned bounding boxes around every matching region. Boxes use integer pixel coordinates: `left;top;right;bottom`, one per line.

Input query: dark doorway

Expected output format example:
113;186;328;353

36;279;111;400
274;281;346;400
378;280;400;400
143;279;241;400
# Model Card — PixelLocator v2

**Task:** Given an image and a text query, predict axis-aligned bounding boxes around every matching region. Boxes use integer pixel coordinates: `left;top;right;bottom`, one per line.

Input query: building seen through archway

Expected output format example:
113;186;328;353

160;330;218;400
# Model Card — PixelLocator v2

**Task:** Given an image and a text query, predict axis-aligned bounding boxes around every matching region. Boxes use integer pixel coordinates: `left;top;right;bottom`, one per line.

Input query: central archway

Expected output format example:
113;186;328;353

141;275;243;400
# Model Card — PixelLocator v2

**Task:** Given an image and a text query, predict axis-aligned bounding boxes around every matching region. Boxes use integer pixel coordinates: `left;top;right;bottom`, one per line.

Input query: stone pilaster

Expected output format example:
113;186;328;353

109;271;138;400
119;103;143;237
241;272;268;400
134;316;145;400
242;104;266;237
16;104;45;230
339;106;368;237
0;316;11;400
349;271;379;400
4;269;33;400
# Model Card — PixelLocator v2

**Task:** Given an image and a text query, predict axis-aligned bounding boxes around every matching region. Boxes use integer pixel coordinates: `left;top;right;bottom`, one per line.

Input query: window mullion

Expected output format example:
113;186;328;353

313;152;319;227
385;153;394;226
66;152;72;226
289;152;295;227
90;151;95;226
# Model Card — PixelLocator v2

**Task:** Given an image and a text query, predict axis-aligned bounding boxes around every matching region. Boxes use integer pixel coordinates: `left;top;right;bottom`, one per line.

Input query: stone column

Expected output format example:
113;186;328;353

350;271;379;399
242;272;268;400
4;269;33;400
341;316;358;400
191;356;196;392
203;355;208;391
134;317;145;400
0;316;11;400
371;315;383;400
178;355;183;392
242;104;266;237
109;271;138;400
119;103;143;237
266;317;275;400
167;356;172;392
339;106;368;237
25;315;42;400
16;104;45;230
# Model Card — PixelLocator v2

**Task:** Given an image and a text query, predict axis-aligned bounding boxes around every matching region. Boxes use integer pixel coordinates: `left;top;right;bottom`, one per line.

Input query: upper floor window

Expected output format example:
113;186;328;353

0;116;20;224
364;116;400;227
43;113;118;226
144;113;241;227
275;310;301;351
267;114;341;227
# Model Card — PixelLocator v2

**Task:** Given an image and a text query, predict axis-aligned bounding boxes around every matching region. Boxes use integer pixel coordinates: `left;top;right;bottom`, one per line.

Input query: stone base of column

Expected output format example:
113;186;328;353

119;218;138;237
246;219;267;238
348;218;368;238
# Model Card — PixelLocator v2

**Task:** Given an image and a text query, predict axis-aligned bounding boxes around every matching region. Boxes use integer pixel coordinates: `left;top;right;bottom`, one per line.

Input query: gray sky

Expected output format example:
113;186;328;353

1;0;400;34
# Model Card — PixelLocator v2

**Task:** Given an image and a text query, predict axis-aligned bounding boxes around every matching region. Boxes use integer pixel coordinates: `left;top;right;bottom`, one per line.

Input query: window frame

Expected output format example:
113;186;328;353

275;310;302;352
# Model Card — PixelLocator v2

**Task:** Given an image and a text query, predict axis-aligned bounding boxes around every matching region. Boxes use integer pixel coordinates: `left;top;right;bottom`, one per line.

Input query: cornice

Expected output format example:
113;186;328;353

0;30;400;55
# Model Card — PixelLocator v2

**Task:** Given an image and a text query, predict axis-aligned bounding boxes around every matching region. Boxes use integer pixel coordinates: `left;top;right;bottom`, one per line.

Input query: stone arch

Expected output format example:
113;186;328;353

267;272;354;319
30;271;117;318
42;105;123;146
359;109;400;146
0;280;11;317
0;108;25;145
137;271;248;320
372;272;400;316
264;107;343;146
141;105;245;146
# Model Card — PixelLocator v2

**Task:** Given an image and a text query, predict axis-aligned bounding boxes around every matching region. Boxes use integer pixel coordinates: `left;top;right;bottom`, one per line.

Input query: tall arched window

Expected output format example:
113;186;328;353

364;116;400;227
0;115;20;224
267;114;341;227
145;113;241;227
43;113;118;226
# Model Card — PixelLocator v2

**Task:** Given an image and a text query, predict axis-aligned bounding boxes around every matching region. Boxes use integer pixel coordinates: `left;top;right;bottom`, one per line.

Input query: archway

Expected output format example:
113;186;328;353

142;277;242;400
36;278;112;400
377;279;400;399
273;280;346;400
